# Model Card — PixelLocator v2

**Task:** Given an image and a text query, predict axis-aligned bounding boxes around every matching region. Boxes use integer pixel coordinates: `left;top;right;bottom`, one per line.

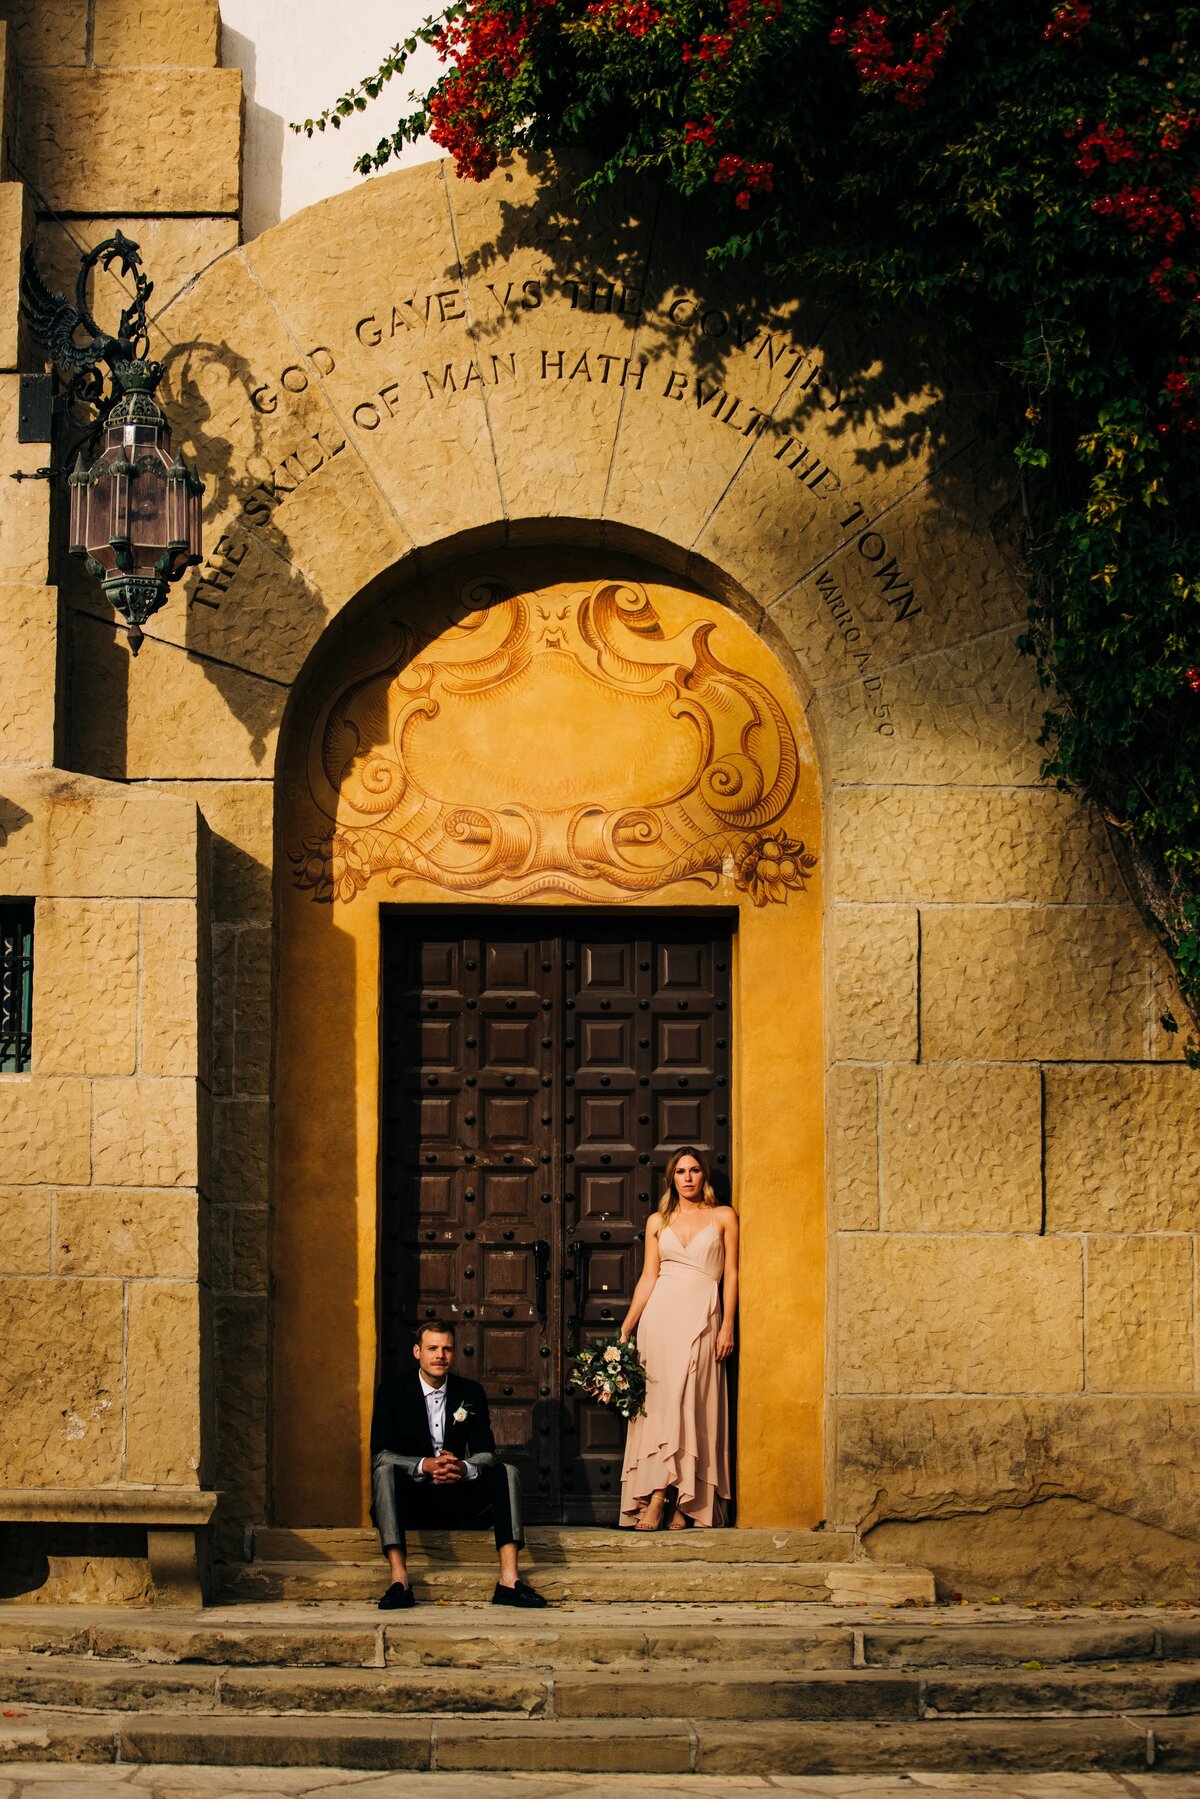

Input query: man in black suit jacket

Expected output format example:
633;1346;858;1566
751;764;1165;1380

370;1319;547;1610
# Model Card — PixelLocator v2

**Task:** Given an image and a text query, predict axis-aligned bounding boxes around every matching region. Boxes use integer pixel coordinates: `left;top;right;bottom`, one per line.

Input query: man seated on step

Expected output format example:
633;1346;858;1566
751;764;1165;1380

370;1318;548;1611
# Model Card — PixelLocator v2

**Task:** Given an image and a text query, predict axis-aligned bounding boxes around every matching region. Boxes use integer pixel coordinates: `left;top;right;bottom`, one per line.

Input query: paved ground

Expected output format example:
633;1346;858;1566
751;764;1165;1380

1;1773;1198;1796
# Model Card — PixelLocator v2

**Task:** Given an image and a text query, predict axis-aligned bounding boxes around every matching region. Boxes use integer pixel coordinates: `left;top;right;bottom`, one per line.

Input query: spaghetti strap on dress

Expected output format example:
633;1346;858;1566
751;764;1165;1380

619;1221;731;1527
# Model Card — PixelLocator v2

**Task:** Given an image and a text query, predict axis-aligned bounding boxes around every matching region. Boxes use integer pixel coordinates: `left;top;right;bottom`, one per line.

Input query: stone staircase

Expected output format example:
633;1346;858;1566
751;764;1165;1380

223;1524;932;1607
0;1527;1198;1774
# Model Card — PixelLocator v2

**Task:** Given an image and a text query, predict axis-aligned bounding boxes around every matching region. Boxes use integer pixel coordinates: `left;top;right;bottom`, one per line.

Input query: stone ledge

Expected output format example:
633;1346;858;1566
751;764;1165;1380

0;1486;216;1526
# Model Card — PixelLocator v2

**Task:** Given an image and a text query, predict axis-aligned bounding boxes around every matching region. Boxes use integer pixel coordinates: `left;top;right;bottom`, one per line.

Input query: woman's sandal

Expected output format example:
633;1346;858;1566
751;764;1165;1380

635;1492;668;1531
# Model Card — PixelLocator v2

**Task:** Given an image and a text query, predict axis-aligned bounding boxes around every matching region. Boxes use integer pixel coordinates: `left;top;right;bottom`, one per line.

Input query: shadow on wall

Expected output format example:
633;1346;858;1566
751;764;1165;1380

221;25;285;246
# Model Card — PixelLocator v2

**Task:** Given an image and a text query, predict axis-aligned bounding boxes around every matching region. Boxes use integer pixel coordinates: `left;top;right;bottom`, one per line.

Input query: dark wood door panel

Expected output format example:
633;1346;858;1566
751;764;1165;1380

381;910;732;1524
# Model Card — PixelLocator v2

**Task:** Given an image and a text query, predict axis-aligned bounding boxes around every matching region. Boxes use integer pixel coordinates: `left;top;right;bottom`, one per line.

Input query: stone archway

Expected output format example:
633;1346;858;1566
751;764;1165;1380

272;545;824;1527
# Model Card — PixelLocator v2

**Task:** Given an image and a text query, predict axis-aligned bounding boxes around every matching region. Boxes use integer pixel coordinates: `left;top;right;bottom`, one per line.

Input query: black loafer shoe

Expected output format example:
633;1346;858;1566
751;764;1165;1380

378;1581;416;1610
492;1578;548;1608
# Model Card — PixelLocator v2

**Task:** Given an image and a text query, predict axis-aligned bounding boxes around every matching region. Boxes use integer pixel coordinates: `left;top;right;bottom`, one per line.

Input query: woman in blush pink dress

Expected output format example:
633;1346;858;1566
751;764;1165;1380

617;1146;738;1531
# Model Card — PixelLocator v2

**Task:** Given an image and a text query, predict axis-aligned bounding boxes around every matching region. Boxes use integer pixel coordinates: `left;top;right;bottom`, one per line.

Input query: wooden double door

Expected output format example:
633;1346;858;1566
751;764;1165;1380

379;912;734;1522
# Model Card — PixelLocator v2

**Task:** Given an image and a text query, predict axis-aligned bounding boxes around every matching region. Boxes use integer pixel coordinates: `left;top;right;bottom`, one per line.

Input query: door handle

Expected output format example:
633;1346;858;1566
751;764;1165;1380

571;1241;592;1348
531;1238;551;1332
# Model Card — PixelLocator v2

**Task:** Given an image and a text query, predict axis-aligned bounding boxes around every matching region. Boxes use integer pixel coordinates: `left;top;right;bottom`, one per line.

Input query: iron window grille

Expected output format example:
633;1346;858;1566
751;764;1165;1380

0;902;33;1072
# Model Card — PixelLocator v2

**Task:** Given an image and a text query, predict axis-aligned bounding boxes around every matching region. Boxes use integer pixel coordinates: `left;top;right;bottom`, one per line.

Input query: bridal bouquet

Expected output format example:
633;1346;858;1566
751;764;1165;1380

568;1336;646;1420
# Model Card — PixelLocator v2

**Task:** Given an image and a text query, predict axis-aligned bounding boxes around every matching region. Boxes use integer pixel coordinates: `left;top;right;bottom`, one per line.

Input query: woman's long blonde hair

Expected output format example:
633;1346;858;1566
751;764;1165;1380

657;1145;718;1222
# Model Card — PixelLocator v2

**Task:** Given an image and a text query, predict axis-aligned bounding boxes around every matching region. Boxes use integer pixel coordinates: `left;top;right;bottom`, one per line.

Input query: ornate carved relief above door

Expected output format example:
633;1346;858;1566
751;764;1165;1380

291;567;817;906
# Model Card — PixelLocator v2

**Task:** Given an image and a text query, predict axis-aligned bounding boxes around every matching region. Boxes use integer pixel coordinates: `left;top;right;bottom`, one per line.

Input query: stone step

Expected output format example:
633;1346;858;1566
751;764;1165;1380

220;1558;933;1606
251;1525;859;1564
0;1605;1192;1672
0;1707;1197;1772
4;1654;1200;1722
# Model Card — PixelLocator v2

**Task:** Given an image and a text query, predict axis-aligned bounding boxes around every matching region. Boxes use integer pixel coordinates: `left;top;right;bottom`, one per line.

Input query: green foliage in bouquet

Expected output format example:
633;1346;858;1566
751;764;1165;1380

298;0;1200;1053
569;1336;647;1418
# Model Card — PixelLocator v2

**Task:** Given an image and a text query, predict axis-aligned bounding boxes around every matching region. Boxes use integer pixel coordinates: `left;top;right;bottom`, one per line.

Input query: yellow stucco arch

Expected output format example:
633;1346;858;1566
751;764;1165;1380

272;541;825;1525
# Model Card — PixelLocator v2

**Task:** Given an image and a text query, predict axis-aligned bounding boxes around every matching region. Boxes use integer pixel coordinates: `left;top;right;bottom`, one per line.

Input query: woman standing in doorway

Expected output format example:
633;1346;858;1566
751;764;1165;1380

618;1146;738;1530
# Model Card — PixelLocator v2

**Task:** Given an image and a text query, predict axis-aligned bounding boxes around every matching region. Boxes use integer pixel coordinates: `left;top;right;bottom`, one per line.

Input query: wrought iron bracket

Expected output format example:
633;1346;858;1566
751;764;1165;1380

19;229;154;456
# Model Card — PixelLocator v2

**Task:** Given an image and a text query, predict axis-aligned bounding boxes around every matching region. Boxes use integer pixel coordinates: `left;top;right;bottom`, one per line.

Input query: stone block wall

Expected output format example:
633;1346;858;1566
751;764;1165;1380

0;773;210;1495
0;0;235;1594
824;781;1199;1595
0;0;239;345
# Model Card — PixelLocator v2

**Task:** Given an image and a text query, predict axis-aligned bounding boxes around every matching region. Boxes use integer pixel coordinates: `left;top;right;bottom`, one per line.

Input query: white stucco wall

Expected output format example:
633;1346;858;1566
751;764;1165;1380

219;1;443;241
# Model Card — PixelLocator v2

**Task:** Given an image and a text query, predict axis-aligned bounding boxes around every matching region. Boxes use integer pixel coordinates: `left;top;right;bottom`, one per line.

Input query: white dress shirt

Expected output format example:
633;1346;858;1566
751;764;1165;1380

419;1372;477;1479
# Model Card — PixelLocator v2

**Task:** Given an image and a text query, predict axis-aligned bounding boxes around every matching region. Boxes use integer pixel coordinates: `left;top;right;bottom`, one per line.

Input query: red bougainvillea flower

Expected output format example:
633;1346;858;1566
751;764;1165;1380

588;0;662;33
1042;0;1091;46
829;6;955;110
1072;119;1138;177
428;0;556;180
684;115;718;147
1093;184;1186;245
1185;668;1200;694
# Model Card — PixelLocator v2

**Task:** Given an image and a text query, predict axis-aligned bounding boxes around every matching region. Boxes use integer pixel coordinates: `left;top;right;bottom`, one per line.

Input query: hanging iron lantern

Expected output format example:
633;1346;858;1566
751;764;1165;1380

18;232;204;653
67;361;203;652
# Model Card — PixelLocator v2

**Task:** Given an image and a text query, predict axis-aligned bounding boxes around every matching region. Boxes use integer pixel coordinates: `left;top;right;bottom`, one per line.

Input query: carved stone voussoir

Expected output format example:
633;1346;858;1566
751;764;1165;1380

292;574;816;906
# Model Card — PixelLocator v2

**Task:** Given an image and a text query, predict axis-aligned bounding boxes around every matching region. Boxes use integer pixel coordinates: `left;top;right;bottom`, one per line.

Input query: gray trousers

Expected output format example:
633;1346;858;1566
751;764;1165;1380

371;1450;524;1555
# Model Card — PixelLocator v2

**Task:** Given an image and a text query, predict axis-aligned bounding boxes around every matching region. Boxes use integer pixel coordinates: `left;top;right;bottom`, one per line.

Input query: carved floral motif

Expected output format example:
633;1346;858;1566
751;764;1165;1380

293;578;816;904
733;830;819;907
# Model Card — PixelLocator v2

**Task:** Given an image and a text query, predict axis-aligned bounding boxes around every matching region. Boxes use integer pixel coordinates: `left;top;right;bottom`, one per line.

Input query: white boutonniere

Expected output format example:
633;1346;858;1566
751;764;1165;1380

452;1403;472;1425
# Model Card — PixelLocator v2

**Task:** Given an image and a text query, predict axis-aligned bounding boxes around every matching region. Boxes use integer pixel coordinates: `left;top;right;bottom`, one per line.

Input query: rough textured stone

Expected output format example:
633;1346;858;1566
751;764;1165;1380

448;161;658;529
66;604;286;779
1045;1065;1200;1231
91;1078;197;1188
770;440;1026;688
212;1202;268;1296
855;1458;1200;1606
210;924;236;1098
55;1188;197;1279
140;901;200;1078
211;1098;269;1211
213;1295;268;1521
0;585;54;761
830;906;918;1062
0;1533;153;1606
816;629;1045;788
881;1065;1042;1232
0;1186;51;1272
836;1235;1083;1394
1085;1235;1194;1394
922;906;1154;1062
837;1394;1200;1552
696;320;982;613
0;381;52;581
17;68;241;214
0;182;30;371
827;1064;878;1231
147;780;272;921
829;785;1121;905
233;925;271;1095
34;215;238;323
33;899;139;1076
92;0;220;67
150;246;411;682
0;770;199;900
126;1281;202;1483
0;1276;123;1483
0;0;87;64
0;1077;90;1183
242;163;503;556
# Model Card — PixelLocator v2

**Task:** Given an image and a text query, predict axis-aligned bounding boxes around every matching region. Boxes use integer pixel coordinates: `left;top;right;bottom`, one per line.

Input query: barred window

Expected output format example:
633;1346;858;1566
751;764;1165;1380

0;903;33;1073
